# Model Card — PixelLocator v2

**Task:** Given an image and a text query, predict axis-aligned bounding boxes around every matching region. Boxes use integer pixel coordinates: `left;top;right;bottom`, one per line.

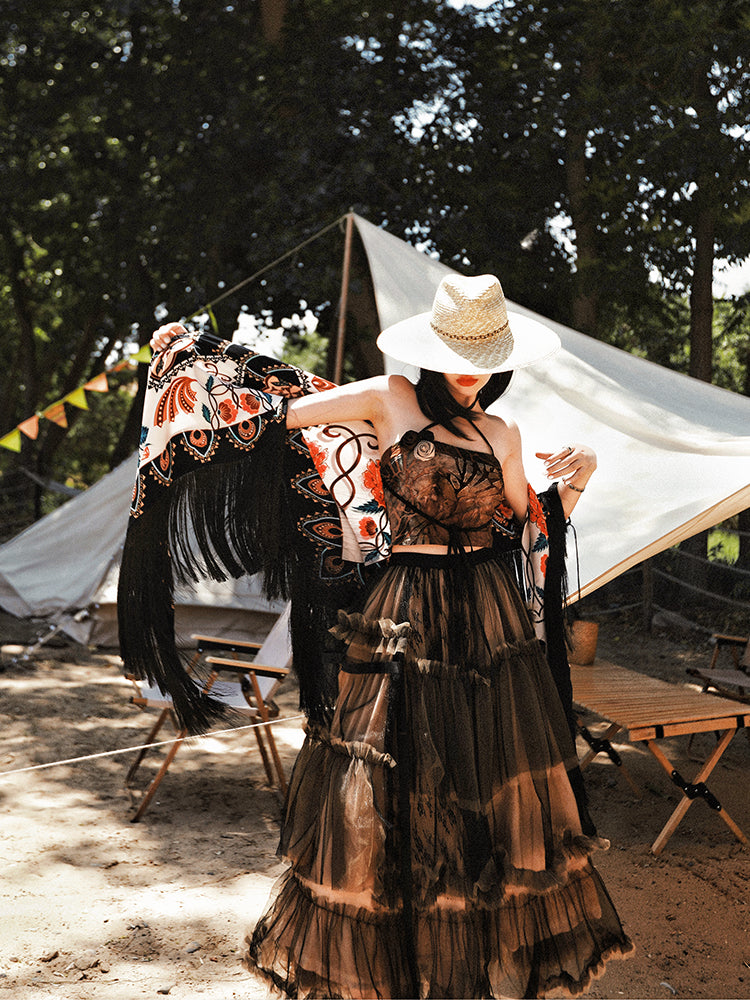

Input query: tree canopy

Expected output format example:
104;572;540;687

1;0;748;524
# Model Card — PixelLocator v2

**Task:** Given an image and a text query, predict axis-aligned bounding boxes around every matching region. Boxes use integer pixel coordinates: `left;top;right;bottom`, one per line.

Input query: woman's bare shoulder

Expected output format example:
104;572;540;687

484;409;520;437
482;411;523;457
345;373;412;397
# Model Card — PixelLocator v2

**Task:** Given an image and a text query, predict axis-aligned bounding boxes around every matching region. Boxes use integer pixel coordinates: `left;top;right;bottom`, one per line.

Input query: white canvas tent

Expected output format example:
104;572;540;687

353;214;750;598
0;455;284;646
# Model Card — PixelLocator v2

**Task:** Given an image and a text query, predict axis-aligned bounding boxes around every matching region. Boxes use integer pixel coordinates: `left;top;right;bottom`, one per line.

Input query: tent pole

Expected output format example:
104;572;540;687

333;213;354;385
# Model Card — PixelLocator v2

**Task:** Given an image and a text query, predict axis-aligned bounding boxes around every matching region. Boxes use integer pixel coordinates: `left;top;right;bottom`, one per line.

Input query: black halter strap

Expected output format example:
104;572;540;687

418;420;495;457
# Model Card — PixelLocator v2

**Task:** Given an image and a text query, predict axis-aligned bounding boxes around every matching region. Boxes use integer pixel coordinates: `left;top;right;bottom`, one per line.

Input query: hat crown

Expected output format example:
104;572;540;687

433;274;508;327
429;274;513;365
375;270;560;375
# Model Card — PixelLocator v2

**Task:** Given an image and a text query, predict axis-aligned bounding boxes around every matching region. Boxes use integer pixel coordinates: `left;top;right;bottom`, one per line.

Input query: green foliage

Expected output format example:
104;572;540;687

46;379;135;496
708;527;739;566
1;0;749;506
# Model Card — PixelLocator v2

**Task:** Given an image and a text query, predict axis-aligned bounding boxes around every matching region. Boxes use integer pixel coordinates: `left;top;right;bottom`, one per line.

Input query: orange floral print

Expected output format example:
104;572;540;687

307;439;328;477
218;399;238;423
239;392;261;414
362;460;385;507
359;517;377;537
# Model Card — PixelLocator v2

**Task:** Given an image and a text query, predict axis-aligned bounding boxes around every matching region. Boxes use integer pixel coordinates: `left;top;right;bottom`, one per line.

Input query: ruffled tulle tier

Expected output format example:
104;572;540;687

247;860;634;1000
246;554;633;998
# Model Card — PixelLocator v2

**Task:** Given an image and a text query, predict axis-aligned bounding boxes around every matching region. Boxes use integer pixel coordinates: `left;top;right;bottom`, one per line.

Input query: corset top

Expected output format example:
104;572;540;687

380;427;511;548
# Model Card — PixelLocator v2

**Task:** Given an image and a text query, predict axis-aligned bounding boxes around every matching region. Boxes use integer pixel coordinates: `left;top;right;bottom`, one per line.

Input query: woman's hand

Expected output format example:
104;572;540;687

536;444;597;516
150;322;190;353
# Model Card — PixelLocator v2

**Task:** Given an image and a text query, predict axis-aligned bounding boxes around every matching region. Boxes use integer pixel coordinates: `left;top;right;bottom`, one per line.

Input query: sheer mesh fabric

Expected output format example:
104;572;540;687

246;553;633;998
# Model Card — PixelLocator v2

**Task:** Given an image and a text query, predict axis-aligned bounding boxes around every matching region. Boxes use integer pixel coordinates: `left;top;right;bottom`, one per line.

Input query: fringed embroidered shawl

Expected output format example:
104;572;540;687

117;333;572;734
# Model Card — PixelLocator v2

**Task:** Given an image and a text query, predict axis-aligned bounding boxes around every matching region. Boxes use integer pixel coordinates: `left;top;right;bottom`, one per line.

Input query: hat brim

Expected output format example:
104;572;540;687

376;309;561;374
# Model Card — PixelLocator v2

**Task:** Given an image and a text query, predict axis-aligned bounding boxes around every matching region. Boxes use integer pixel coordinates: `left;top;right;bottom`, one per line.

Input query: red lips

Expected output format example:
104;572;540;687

456;376;478;387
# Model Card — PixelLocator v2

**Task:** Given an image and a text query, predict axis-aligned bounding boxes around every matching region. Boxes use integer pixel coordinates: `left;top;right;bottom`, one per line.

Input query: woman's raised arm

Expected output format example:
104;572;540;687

149;321;394;435
285;375;390;430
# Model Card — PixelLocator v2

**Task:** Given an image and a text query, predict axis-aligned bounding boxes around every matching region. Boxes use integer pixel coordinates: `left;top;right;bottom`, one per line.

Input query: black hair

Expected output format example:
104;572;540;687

414;369;513;439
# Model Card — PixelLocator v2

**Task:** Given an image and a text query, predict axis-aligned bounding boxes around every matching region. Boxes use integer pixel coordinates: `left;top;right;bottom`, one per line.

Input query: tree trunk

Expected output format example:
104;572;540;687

680;60;719;593
260;0;287;43
688;58;719;384
0;217;39;426
109;366;148;470
688;201;715;382
35;310;104;476
738;347;750;572
737;508;750;573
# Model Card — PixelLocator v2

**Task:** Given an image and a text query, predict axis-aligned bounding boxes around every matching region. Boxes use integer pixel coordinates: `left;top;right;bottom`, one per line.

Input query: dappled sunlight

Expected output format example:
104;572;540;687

272;724;306;750
0;672;130;694
1;646;748;998
0;693;286;998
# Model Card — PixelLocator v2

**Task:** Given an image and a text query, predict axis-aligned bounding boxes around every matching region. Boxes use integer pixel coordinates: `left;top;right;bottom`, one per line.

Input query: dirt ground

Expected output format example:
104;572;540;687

1;608;749;1000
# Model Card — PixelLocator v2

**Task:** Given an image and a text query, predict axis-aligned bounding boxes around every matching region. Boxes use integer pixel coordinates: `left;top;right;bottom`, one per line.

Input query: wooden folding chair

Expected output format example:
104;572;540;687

125;605;292;822
687;633;750;703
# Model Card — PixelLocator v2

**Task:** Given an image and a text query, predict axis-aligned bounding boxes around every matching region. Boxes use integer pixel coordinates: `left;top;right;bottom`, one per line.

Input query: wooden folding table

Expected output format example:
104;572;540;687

571;660;750;855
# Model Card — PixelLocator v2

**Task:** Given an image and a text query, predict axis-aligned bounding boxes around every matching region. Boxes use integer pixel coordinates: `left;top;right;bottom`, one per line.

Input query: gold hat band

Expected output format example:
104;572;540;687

430;319;511;345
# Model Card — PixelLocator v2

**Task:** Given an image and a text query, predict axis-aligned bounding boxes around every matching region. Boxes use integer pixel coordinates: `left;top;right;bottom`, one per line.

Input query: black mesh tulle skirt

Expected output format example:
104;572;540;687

246;550;634;999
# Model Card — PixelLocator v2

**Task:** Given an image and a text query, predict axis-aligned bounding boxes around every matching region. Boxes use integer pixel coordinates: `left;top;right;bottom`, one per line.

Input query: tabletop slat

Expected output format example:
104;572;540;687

571;661;750;738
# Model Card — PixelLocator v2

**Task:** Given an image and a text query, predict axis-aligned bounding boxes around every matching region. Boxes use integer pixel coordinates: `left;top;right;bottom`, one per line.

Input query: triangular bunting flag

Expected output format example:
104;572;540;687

18;415;39;440
65;387;89;410
132;344;153;363
207;306;219;335
111;360;131;373
0;429;22;452
84;373;109;393
43;402;68;428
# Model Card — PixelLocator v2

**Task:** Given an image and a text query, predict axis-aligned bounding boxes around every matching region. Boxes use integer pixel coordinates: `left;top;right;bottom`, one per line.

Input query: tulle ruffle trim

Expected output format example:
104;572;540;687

331;608;545;678
245;866;635;999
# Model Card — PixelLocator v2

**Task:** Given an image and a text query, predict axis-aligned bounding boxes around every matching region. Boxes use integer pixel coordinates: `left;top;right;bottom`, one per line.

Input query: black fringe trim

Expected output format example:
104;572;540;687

117;417;369;733
539;484;572;731
539;485;596;837
117;422;296;732
118;494;227;733
166;420;298;600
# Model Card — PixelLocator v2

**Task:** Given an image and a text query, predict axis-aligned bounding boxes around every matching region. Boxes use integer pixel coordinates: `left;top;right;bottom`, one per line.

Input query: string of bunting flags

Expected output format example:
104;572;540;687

0;345;153;453
0;213;349;456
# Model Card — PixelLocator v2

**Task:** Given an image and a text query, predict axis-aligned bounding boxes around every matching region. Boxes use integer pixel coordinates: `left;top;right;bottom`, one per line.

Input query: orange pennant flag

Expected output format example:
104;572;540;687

18;415;40;440
84;372;109;393
43;402;68;428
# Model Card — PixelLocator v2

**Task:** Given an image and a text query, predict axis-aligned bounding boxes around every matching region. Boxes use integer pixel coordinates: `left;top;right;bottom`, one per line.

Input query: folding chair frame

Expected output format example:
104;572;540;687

125;630;290;822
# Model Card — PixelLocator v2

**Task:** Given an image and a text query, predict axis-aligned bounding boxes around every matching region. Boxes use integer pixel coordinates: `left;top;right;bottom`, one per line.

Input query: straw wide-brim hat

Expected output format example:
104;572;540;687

376;273;560;374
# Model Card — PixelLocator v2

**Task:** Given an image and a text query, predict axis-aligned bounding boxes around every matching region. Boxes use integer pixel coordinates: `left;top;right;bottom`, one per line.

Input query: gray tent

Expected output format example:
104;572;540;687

0;455;284;646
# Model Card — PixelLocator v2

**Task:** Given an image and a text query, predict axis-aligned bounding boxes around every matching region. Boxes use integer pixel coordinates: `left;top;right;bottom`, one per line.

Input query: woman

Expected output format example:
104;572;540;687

147;274;633;998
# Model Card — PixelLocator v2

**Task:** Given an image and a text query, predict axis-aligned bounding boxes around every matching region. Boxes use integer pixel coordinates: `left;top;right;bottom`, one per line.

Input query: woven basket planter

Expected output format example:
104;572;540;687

569;620;599;665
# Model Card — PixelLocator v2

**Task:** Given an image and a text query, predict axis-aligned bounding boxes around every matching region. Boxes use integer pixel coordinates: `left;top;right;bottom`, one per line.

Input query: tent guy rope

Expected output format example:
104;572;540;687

0;212;349;452
0;713;305;779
